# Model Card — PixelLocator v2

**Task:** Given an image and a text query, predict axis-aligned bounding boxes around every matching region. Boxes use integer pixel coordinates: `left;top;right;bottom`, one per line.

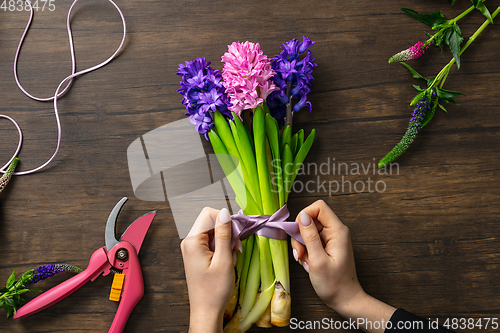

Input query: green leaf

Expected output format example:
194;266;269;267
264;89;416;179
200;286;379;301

410;91;426;106
27;288;43;293
280;125;291;156
6;271;16;289
401;8;448;28
472;0;493;24
426;78;435;88
288;130;316;196
282;144;294;201
438;103;448;113
436;87;464;104
413;85;424;92
3;297;15;307
445;24;463;69
450;0;457;7
401;62;427;83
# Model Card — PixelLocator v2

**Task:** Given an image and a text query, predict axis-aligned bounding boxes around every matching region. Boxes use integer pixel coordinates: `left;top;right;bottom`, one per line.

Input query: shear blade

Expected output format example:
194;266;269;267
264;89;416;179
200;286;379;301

105;197;128;252
119;210;156;253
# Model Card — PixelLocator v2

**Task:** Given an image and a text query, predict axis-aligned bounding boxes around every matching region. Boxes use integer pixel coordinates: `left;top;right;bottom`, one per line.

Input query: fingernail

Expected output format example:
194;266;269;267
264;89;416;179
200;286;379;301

302;261;310;273
300;211;311;227
233;252;237;266
219;208;231;225
292;248;298;262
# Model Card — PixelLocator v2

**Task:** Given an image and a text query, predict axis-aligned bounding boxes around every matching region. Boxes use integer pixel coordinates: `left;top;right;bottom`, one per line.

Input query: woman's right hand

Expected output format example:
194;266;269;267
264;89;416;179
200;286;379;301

290;200;364;311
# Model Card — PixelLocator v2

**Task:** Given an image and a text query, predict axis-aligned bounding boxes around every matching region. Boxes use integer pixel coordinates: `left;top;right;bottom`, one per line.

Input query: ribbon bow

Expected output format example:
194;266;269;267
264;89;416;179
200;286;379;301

210;205;305;251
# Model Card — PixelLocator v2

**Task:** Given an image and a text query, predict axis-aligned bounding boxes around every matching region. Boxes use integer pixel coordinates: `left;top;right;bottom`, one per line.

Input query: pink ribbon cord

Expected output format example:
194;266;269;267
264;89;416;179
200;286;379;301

210;205;305;251
1;0;127;176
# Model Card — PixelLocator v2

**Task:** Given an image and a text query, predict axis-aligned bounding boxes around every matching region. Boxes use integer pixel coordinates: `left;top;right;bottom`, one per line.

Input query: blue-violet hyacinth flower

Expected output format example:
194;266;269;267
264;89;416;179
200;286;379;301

267;36;317;125
177;57;232;139
378;90;435;168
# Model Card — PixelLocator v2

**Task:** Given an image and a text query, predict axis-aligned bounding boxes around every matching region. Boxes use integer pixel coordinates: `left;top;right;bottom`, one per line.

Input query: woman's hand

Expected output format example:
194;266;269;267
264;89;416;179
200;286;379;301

290;200;395;333
181;207;235;333
290;200;363;311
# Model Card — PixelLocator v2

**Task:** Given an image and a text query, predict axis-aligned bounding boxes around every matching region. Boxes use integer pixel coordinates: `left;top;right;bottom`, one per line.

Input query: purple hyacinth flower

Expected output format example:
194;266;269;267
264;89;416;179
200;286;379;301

267;35;317;125
177;57;232;139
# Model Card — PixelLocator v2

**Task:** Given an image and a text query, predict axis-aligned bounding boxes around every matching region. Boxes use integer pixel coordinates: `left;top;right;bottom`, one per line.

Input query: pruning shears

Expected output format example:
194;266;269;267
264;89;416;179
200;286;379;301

14;197;156;333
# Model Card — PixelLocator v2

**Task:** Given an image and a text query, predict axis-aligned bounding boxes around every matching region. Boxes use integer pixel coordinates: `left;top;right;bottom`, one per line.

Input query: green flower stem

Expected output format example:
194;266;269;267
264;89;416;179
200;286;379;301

269;239;289;292
257;235;275;290
208;130;259;214
426;5;475;45
284;81;293;130
254;106;277;214
239;283;275;332
239;235;254;307
240;236;260;319
430;6;499;89
232;112;263;212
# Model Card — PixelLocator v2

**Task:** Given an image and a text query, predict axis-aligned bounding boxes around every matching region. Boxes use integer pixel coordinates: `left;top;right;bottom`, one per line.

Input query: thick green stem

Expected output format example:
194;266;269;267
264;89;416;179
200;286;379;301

426;5;475;45
239;236;254;307
238;283;275;332
430;6;499;89
240;236;260;319
269;239;289;292
257;236;275;289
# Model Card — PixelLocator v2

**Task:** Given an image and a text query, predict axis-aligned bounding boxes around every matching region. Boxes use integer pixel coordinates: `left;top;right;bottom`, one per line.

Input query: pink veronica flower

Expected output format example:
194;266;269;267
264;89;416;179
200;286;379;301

221;41;278;115
389;41;429;63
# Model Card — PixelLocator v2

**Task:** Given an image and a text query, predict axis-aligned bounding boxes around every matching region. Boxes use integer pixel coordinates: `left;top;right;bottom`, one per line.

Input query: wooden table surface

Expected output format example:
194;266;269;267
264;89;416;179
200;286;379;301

1;0;499;332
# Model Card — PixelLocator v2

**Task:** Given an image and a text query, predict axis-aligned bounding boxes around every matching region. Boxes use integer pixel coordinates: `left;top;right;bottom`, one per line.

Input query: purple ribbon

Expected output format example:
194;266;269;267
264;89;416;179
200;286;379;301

210;204;305;251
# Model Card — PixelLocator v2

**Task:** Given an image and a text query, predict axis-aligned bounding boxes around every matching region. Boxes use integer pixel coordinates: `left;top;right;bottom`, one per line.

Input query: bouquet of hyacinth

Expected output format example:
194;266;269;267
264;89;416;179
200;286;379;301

177;36;317;332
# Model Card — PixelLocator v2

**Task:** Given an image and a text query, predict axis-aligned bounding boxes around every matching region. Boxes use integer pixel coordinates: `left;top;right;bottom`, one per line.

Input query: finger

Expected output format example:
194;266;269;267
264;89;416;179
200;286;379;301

290;237;306;261
296;250;310;274
302;200;344;231
212;208;233;266
296;210;328;262
186;207;220;238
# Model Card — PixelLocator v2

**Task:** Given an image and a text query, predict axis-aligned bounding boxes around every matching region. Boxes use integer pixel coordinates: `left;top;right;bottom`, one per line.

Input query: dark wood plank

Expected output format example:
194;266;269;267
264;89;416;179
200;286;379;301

1;0;500;331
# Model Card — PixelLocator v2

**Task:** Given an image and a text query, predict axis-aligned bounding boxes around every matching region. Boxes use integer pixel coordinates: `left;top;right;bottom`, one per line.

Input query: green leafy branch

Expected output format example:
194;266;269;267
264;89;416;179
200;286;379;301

401;0;493;69
0;270;41;318
379;4;500;168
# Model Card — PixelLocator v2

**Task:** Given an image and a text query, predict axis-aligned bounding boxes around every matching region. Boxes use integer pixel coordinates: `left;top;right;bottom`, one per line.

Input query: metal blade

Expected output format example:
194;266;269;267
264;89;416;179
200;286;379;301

119;210;156;253
105;197;128;252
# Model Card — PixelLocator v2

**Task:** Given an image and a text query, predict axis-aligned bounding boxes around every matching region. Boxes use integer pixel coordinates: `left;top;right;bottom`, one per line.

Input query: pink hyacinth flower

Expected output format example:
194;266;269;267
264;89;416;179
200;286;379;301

222;41;278;116
389;41;429;63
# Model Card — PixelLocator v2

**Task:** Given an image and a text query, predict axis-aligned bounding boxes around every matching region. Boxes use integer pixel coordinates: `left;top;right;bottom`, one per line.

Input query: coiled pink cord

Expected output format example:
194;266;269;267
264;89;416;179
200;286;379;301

1;0;127;176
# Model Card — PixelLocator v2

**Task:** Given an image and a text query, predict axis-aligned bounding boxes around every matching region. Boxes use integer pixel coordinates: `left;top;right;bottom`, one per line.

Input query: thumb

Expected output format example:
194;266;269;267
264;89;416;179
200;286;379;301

297;210;326;262
212;208;233;266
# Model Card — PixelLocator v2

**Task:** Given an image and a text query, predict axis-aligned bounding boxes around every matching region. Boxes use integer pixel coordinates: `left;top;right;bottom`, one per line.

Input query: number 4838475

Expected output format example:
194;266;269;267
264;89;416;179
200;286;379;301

1;0;55;11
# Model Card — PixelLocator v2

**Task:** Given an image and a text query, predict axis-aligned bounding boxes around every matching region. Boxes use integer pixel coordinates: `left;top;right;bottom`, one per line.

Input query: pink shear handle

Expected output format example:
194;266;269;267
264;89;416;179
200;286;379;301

14;247;110;319
108;241;144;333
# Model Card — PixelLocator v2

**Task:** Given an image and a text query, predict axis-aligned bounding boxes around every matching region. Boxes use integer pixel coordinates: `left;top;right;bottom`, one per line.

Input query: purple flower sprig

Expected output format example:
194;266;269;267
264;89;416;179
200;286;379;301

380;4;500;168
379;90;436;168
267;35;317;127
0;264;82;318
177;57;232;140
